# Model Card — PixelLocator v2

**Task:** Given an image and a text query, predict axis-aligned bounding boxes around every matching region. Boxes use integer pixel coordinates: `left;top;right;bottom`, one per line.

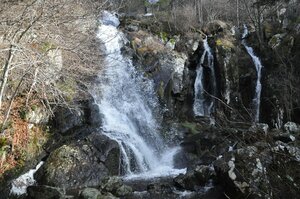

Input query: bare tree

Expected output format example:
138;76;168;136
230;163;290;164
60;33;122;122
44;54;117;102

0;0;108;132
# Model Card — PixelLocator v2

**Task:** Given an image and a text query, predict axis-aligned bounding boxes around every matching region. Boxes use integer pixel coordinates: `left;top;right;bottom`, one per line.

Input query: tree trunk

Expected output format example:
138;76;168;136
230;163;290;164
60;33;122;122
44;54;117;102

0;45;14;111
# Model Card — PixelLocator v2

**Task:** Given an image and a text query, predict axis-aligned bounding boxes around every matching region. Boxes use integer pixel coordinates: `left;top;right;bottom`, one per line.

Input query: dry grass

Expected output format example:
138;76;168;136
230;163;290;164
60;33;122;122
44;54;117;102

0;98;48;176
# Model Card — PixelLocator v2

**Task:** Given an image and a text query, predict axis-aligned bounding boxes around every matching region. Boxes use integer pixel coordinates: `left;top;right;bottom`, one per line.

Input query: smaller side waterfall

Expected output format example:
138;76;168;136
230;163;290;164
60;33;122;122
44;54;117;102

242;25;263;123
193;37;217;117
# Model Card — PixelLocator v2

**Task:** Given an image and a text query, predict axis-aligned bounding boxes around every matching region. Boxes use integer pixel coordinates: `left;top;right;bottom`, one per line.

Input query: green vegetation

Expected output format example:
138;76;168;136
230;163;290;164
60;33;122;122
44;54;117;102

215;38;234;50
57;78;77;102
0;121;13;131
160;32;168;43
169;38;176;45
41;41;56;53
18;107;28;120
181;122;199;134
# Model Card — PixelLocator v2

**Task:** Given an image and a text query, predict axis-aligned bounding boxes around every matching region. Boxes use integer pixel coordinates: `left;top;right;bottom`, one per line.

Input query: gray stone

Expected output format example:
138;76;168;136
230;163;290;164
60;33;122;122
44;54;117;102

53;106;84;134
127;25;139;32
115;185;133;197
284;122;300;134
35;133;120;190
80;188;101;199
98;193;118;199
27;107;49;125
101;177;123;193
27;185;65;199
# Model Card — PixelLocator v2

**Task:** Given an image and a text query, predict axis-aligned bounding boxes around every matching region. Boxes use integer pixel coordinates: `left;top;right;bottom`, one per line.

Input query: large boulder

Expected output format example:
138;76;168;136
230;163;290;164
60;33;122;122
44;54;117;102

213;140;300;198
174;165;215;191
180;126;232;165
79;188;102;199
52;106;84;134
35;132;120;190
204;20;230;35
100;177;133;198
26;185;65;199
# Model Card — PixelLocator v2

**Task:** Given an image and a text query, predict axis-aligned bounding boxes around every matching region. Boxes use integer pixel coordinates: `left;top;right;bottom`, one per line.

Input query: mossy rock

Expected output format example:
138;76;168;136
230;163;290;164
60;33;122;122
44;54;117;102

215;38;234;51
158;81;165;98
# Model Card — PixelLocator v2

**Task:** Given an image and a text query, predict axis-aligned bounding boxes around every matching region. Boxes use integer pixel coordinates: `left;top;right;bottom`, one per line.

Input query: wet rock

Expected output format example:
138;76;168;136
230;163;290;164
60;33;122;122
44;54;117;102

194;165;216;183
52;106;84;135
115;185;133;197
100;177;132;197
26;185;65;199
79;188;118;199
138;47;188;97
101;177;123;193
147;183;173;196
86;102;102;127
97;193;118;199
80;188;101;199
181;127;229;165
35;133;120;190
174;165;215;191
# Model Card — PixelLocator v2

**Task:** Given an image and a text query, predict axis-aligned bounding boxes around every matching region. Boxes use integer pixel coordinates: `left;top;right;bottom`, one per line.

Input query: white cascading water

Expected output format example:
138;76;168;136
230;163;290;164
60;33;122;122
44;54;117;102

193;37;217;117
92;11;185;179
242;25;263;123
10;161;44;195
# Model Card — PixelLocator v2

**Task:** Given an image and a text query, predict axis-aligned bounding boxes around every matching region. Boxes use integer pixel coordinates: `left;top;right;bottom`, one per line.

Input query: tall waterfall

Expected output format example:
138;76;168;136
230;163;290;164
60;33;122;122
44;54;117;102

92;11;185;179
193;37;217;117
242;25;263;123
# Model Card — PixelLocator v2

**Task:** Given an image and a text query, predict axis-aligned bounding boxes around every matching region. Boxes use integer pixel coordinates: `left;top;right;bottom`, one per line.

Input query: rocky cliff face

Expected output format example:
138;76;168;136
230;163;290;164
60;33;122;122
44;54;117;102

122;6;300;127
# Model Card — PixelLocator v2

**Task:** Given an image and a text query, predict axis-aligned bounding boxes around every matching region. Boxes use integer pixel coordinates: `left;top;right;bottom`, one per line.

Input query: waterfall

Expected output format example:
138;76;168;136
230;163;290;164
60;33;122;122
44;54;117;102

242;25;263;123
193;37;217;117
91;11;185;179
